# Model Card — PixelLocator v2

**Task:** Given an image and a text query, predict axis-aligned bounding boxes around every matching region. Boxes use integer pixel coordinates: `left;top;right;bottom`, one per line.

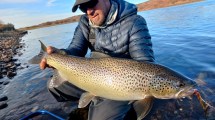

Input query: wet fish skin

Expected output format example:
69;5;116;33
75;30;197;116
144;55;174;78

29;40;198;120
29;41;196;101
46;53;196;100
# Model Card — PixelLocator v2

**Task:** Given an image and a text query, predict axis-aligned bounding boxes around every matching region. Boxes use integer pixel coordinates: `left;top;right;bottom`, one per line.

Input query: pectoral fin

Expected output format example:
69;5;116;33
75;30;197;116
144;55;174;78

133;97;154;120
48;70;66;88
78;92;95;108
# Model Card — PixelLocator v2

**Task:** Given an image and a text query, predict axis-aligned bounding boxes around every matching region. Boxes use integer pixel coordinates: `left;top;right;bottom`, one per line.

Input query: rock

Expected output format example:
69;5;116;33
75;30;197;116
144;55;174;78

19;44;23;48
21;31;28;35
0;81;3;84
11;59;18;62
31;106;39;112
0;96;8;101
7;71;16;78
15;63;21;67
17;66;24;70
2;69;7;74
0;62;6;68
18;52;23;56
3;81;9;85
0;74;3;79
0;65;2;69
6;62;14;68
0;102;8;110
9;65;17;71
3;57;12;63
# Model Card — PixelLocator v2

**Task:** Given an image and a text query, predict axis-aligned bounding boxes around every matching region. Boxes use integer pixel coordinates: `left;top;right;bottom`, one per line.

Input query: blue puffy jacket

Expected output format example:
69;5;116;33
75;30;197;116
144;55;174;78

65;0;154;62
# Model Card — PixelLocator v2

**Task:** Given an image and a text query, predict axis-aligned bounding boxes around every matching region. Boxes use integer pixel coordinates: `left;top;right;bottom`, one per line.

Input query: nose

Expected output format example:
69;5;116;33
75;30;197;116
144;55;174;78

86;8;95;16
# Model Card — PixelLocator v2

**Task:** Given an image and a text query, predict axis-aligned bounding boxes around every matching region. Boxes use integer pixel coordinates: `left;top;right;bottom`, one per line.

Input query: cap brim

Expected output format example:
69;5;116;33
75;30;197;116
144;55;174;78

72;6;79;12
72;0;91;12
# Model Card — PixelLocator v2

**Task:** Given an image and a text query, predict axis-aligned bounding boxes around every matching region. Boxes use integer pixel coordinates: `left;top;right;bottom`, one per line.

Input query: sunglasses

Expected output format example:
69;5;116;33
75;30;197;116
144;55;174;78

79;0;98;13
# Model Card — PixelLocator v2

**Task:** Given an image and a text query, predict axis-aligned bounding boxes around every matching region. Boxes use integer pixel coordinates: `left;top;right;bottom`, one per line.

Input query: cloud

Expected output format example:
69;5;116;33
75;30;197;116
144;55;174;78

0;8;28;18
0;0;38;3
47;0;57;6
0;8;30;26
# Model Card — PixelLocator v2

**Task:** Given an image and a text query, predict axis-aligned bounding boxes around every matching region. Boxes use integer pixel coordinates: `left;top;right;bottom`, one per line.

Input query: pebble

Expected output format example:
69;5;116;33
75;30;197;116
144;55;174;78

31;106;39;112
0;81;3;84
11;59;18;62
0;96;8;101
3;81;10;85
7;71;17;78
2;69;7;74
10;65;17;71
6;62;14;68
0;74;3;79
15;63;21;67
174;110;178;114
0;101;8;110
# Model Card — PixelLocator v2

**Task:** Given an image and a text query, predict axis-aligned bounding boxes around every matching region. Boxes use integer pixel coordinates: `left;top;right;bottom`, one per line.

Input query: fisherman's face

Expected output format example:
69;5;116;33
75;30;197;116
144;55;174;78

79;0;110;26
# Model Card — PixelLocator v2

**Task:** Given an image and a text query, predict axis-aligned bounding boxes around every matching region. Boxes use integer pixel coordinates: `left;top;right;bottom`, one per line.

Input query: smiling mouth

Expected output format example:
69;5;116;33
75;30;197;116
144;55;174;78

92;14;98;18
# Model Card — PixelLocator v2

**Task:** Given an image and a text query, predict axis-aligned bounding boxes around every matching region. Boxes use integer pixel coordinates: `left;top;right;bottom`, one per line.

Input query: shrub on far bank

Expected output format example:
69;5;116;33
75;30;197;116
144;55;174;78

0;23;15;32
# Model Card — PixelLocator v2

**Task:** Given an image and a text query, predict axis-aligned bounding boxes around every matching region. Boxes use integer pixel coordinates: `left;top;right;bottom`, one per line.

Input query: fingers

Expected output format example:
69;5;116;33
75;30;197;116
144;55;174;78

40;46;52;70
40;58;47;70
47;46;54;54
40;46;57;70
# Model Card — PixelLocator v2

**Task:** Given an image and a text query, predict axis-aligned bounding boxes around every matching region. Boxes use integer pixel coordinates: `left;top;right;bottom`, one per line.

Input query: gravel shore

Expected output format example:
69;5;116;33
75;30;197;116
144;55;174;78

0;30;27;110
0;30;27;79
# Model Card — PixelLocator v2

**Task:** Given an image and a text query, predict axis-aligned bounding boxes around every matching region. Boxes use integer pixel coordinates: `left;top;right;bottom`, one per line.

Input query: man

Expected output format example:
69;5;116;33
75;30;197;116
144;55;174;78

40;0;154;119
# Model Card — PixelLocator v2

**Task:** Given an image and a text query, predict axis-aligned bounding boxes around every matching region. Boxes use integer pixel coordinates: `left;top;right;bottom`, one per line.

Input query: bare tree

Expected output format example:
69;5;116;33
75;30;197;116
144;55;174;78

0;20;4;29
0;20;4;27
0;20;3;24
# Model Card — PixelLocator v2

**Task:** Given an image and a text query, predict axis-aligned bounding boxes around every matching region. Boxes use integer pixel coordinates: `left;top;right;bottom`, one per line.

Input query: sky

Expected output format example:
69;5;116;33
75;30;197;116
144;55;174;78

0;0;148;28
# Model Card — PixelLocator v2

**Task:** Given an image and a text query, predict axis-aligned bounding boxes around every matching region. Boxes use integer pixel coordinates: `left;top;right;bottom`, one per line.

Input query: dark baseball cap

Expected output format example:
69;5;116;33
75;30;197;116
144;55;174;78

72;0;91;12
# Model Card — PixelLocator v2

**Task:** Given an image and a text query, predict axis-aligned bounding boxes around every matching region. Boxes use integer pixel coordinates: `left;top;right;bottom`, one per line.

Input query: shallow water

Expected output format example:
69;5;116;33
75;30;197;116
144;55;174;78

0;0;215;119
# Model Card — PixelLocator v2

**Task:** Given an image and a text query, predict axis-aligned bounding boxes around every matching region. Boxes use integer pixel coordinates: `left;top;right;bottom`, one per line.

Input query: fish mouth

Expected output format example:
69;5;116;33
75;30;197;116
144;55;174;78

175;86;196;98
175;80;198;98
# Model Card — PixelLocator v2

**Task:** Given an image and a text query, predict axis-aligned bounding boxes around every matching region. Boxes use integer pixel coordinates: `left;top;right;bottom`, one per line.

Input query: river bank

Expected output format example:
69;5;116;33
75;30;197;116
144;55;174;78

0;26;27;109
0;30;27;79
19;0;202;31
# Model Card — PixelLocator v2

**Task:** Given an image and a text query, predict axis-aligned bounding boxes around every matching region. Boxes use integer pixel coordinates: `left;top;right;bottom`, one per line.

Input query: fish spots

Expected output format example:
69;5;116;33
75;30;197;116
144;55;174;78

45;54;193;100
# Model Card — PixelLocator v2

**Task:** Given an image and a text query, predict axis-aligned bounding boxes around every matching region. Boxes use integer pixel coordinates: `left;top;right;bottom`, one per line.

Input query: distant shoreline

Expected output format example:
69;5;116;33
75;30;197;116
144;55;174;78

19;0;202;31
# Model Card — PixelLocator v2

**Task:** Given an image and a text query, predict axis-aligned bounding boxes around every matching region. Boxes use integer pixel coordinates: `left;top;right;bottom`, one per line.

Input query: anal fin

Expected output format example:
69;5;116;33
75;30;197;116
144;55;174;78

48;70;66;88
133;97;154;120
78;92;95;108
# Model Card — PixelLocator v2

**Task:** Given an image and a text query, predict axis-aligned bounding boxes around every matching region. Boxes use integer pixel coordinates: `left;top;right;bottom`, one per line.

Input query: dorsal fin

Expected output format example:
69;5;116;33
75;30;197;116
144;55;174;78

39;40;47;52
28;40;47;64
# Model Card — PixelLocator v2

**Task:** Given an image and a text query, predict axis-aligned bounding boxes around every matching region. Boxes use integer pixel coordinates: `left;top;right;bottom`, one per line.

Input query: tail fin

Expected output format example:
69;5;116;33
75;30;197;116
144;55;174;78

28;40;47;64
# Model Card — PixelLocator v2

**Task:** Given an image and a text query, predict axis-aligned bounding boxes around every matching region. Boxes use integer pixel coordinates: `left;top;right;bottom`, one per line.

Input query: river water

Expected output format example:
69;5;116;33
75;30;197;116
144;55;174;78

0;0;215;119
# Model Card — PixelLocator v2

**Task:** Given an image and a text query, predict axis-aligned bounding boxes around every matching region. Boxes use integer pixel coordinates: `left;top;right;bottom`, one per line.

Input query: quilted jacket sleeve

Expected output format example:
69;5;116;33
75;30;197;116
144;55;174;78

64;19;89;57
129;16;155;62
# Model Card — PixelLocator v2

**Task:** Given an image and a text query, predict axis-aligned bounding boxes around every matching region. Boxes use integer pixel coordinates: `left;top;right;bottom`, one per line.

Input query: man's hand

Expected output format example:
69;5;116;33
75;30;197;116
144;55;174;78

40;46;67;70
40;46;55;70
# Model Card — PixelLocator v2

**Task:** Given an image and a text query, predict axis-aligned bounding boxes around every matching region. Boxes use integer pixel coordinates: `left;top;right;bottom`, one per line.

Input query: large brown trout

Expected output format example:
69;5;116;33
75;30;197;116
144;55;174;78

30;41;197;120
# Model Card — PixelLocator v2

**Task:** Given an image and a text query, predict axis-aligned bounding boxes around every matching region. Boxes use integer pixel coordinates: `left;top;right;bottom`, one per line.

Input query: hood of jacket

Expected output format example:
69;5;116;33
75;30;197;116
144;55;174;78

113;0;137;24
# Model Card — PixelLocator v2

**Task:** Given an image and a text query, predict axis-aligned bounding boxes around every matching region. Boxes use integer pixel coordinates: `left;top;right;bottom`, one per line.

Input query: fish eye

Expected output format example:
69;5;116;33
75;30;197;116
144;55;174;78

174;81;185;88
179;82;185;87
